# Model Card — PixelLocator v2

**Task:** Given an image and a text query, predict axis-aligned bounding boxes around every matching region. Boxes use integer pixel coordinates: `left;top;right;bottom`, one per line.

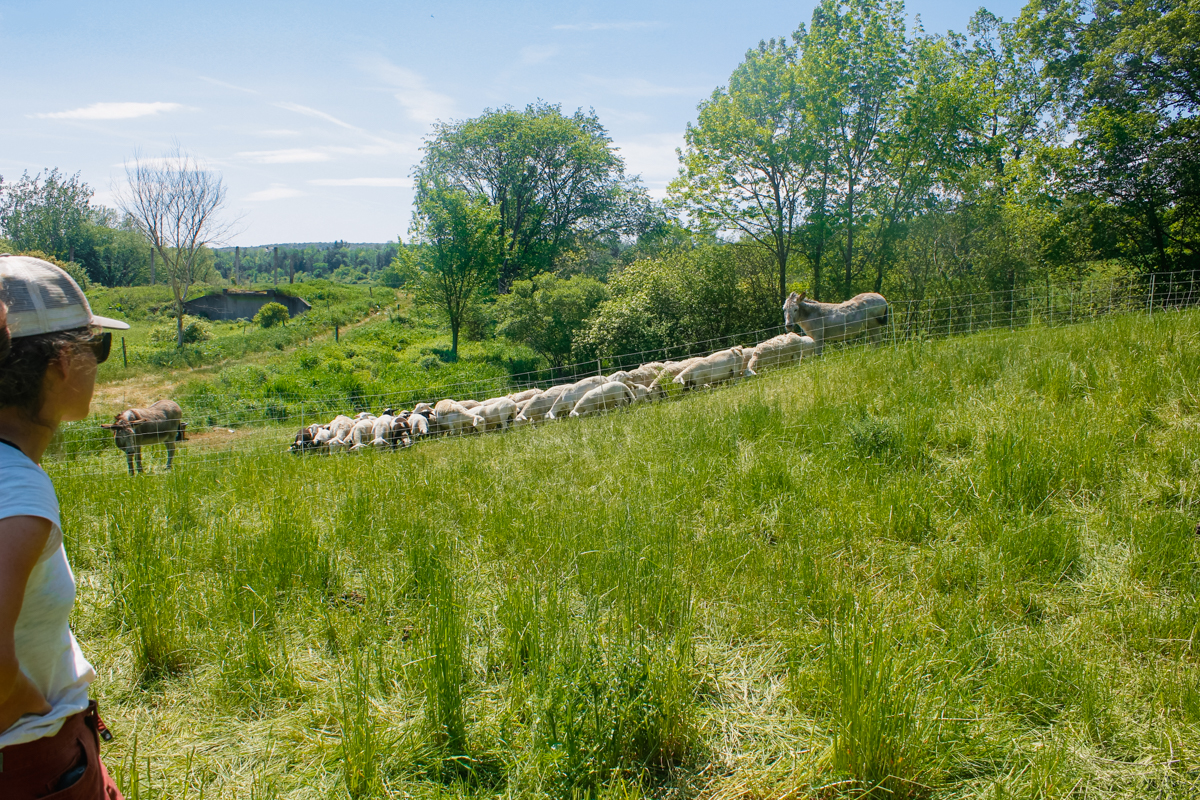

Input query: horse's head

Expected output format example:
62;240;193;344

783;292;804;328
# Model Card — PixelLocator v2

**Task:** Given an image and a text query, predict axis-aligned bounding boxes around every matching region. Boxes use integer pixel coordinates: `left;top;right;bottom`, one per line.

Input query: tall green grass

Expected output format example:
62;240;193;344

53;309;1200;798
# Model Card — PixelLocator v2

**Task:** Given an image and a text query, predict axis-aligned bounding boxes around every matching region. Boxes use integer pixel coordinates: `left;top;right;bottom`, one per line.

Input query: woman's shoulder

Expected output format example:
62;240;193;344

0;445;59;518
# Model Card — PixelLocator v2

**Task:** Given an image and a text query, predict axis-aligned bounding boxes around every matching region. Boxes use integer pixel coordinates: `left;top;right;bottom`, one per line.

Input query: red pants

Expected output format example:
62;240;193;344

0;701;123;799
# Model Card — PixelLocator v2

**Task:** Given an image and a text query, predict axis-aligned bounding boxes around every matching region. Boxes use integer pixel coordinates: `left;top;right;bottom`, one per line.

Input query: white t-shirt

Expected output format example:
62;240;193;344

0;442;95;748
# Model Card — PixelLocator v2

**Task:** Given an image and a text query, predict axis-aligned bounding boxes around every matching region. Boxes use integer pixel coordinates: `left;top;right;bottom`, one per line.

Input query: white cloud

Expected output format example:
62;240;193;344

255;129;302;137
200;76;257;94
357;55;455;124
276;102;358;130
582;75;704;97
34;102;184;120
238;148;332;164
519;45;559;65
245;185;305;202
308;178;413;187
553;21;663;31
613;133;684;199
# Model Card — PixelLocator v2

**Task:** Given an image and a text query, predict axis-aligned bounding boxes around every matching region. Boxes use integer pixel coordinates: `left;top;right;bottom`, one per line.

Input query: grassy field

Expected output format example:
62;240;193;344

55;309;1200;799
75;282;547;440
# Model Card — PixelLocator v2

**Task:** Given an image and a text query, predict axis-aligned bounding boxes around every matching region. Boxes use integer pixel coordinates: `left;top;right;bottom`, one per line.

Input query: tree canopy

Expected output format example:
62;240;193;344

415;102;651;291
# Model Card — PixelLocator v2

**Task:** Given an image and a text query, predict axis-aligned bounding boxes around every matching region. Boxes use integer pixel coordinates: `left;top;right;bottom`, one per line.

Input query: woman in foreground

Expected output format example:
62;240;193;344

0;254;128;798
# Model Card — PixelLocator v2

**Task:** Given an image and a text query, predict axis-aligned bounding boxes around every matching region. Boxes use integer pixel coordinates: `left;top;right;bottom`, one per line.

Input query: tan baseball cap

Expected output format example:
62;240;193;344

0;254;130;338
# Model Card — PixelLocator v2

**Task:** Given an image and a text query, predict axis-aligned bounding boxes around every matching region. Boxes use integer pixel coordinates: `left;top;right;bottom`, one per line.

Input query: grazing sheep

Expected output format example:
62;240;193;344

458;399;482;410
345;417;378;451
630;384;653;404
747;332;816;373
514;391;556;427
406;412;430;439
434;399;483;436
605;370;636;386
647;358;700;399
575;375;608;389
674;347;749;391
547;380;604;419
783;291;889;354
367;414;403;450
569;381;636;418
625;364;663;387
508;388;541;404
474;397;519;432
313;427;335;450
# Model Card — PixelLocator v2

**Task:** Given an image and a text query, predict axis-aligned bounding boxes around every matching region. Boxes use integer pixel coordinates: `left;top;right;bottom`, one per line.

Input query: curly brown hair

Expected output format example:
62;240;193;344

0;301;94;422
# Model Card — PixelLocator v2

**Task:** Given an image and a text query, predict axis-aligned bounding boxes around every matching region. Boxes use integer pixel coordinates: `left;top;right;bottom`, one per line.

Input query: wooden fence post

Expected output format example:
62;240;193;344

121;337;127;368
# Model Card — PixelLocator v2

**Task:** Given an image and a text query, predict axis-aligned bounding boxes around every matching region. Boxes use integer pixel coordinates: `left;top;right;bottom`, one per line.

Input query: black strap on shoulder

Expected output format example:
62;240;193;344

0;437;25;456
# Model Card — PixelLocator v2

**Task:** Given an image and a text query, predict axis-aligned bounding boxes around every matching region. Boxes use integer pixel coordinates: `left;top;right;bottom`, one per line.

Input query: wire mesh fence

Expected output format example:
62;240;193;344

44;270;1199;478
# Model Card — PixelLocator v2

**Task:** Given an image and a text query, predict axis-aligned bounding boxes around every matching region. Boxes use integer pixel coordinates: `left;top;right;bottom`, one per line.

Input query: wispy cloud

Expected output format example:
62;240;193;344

613;132;685;198
255;129;302;137
309;178;413;188
358;55;455;124
276;102;358;130
238;148;332;164
245;185;306;202
553;21;663;31
200;76;257;94
519;45;559;65
34;102;184;120
582;75;704;97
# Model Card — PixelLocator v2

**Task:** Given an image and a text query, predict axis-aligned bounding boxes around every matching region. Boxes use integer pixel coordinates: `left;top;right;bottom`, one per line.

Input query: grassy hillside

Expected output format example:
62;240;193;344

55;309;1200;799
75;282;547;438
84;281;388;380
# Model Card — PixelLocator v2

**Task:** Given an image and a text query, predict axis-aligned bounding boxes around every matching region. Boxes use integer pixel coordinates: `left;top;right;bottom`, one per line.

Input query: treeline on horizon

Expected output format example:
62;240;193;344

2;0;1194;363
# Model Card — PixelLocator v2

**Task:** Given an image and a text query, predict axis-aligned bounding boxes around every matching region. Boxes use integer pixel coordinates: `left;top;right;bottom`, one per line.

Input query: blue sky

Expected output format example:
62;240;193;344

1;0;1025;246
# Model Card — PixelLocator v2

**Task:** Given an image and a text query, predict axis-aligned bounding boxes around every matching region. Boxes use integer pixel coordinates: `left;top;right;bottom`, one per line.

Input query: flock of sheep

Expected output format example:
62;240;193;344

290;291;893;454
289;331;819;453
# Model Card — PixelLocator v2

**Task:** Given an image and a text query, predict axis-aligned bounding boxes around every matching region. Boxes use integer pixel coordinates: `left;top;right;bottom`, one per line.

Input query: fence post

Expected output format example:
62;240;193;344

1148;274;1155;316
121;336;127;368
597;358;602;377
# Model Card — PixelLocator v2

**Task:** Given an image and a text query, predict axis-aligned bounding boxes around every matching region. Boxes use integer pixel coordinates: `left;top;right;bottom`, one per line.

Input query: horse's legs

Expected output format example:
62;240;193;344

134;449;144;474
125;452;135;476
166;441;175;470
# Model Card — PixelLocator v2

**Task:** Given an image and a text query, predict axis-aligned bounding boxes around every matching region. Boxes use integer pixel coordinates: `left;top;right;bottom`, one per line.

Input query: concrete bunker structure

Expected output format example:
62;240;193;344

183;288;312;322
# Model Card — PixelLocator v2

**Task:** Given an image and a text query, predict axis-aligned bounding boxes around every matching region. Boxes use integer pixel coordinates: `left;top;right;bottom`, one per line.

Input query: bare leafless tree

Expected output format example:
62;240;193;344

118;149;234;347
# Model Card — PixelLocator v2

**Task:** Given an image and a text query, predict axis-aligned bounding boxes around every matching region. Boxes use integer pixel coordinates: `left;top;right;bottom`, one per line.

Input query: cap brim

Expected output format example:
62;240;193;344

91;314;131;331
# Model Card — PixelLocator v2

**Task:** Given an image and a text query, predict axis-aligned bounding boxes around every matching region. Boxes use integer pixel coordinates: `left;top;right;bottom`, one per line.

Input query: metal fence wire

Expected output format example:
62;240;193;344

43;270;1200;478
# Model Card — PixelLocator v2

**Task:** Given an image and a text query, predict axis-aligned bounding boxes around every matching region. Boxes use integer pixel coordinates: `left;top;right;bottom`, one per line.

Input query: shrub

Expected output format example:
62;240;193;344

149;314;212;344
496;272;608;368
254;302;291;328
573;241;777;361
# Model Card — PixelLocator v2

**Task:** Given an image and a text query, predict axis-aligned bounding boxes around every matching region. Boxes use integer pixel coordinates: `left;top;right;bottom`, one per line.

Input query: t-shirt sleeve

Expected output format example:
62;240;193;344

0;458;63;561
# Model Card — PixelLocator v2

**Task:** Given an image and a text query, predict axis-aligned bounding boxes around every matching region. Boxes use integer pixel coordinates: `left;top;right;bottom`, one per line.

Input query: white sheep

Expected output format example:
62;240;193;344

674;347;750;391
474;397;519;432
569;381;636;418
747;332;816;373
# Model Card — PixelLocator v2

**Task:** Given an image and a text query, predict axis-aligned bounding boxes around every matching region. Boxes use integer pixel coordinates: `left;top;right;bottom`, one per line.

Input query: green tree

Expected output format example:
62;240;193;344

416;102;645;291
408;184;503;359
574;241;778;361
803;0;909;299
496;273;609;370
671;36;813;306
1022;0;1200;275
0;169;93;261
253;302;290;329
